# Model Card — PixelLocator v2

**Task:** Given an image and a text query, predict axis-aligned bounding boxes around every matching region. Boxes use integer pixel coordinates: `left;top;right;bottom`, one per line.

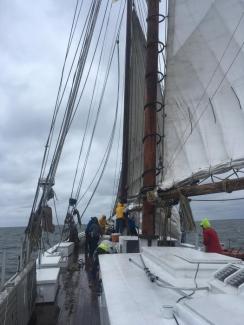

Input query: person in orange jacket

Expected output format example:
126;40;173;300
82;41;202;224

98;215;107;234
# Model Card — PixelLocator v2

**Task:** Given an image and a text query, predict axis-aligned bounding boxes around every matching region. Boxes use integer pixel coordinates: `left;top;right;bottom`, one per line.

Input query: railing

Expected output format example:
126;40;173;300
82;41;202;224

1;250;6;290
0;260;36;325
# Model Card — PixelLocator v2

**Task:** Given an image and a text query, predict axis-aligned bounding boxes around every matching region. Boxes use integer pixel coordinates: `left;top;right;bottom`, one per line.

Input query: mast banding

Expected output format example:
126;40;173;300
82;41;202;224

142;0;160;238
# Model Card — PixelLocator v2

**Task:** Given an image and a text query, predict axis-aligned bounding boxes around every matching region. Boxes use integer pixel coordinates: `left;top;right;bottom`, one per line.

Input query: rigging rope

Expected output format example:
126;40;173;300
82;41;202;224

43;0;102;203
179;194;196;232
53;198;62;238
76;3;125;198
77;139;114;205
29;0;86;218
29;0;97;218
110;95;123;216
47;0;95;152
78;35;121;218
70;0;126;210
70;0;112;200
191;197;244;202
78;127;116;218
24;0;104;261
40;0;84;178
136;0;147;34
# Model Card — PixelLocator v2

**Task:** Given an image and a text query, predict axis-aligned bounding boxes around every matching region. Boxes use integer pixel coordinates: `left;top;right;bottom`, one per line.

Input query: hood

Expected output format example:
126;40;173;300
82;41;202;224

200;218;211;229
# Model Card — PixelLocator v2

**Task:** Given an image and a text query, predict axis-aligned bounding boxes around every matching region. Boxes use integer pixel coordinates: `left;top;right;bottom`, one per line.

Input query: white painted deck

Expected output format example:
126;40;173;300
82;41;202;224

99;247;244;325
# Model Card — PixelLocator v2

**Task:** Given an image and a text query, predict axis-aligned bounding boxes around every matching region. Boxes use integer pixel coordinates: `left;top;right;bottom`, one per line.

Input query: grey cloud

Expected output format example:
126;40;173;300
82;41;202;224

2;0;242;230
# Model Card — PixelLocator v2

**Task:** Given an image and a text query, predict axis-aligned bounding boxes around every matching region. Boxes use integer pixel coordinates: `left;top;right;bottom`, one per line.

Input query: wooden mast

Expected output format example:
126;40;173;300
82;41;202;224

119;0;132;204
142;0;160;238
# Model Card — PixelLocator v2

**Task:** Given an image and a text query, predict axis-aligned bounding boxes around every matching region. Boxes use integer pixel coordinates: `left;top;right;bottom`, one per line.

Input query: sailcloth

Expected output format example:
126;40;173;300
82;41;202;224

160;0;244;189
126;11;145;198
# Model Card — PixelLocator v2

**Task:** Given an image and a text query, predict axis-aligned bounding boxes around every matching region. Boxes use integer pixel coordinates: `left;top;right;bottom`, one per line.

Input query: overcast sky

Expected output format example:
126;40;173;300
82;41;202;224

0;0;244;228
0;0;126;227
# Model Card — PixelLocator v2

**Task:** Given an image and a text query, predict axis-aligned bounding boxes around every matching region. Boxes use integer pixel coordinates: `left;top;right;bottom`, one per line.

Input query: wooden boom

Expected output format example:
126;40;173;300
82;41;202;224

158;177;244;201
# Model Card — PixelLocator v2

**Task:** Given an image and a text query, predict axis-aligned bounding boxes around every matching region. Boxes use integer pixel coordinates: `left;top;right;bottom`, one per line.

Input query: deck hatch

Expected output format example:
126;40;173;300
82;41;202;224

225;269;244;288
214;264;239;282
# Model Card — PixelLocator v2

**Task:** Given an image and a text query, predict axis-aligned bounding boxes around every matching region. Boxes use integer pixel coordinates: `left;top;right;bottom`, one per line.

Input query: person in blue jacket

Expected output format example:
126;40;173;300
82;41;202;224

85;217;96;257
127;215;138;236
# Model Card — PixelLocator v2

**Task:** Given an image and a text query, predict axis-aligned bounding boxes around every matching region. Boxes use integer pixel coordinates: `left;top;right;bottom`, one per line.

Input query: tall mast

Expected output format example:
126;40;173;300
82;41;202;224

120;0;132;203
142;0;160;238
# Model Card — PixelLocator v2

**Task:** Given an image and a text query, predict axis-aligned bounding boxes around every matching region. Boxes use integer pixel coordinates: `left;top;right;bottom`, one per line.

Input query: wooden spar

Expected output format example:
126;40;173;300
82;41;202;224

142;0;160;237
158;177;244;201
119;0;132;204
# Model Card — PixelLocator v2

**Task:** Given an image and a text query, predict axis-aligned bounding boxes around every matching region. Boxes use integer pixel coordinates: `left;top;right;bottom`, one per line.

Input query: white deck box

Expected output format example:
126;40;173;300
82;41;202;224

44;251;61;258
36;255;61;269
56;242;74;257
119;236;139;253
36;268;60;303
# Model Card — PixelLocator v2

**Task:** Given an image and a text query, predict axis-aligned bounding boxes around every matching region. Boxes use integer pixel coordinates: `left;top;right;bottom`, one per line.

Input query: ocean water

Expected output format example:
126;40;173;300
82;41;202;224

187;219;244;249
0;226;62;282
0;219;244;281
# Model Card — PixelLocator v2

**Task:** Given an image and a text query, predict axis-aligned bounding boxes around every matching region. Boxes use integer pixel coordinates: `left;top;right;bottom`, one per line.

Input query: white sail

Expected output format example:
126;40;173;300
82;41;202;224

160;0;244;189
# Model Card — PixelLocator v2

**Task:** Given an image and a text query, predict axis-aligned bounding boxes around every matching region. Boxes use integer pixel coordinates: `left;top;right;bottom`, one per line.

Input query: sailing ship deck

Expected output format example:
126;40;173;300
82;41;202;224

29;250;101;325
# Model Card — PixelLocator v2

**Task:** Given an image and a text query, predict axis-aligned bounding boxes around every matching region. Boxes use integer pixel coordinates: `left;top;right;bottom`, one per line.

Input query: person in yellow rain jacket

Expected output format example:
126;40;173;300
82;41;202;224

98;215;107;234
115;202;125;233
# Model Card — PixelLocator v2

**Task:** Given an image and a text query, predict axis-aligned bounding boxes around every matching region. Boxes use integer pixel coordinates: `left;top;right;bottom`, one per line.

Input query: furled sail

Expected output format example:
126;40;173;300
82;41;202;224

160;0;244;189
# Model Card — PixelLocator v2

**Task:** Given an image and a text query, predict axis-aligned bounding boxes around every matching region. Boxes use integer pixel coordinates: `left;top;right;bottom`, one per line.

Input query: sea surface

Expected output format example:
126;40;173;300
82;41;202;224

0;226;62;282
0;219;244;281
187;219;244;249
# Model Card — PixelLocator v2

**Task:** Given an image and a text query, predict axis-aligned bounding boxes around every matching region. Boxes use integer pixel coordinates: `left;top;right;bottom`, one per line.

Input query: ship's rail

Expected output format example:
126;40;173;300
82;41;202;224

0;261;36;325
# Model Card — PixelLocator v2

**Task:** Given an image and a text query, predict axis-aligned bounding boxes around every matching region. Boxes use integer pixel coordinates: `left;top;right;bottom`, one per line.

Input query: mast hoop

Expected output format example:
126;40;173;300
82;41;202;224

147;14;166;23
146;41;165;53
142;167;161;179
144;100;163;112
145;71;165;83
142;132;161;145
140;186;154;195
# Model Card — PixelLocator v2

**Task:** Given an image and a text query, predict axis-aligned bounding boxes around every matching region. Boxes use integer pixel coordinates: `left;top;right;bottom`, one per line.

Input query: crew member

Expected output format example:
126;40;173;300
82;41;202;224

88;217;101;257
200;218;222;253
127;215;138;236
115;202;125;234
98;215;107;234
85;217;95;257
91;240;115;282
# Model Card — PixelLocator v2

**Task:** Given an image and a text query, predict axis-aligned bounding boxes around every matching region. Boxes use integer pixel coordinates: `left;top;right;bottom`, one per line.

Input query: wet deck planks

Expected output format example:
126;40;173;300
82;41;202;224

72;260;101;325
29;251;101;325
